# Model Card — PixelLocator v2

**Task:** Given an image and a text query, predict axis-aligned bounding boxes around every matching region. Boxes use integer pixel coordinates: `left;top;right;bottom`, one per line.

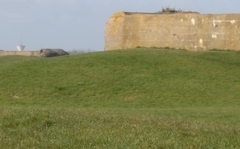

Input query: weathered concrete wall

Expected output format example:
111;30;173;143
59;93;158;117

105;12;240;51
0;51;40;57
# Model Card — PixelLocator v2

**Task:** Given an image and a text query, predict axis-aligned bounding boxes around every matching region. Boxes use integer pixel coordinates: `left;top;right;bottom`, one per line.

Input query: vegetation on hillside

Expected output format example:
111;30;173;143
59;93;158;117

0;48;240;148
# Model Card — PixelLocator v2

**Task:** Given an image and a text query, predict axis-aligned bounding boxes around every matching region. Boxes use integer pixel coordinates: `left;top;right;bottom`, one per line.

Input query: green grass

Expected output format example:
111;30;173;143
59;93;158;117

0;48;240;148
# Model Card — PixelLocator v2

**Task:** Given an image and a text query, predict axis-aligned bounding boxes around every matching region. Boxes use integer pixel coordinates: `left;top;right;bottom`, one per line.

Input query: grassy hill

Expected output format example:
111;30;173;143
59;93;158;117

0;48;240;148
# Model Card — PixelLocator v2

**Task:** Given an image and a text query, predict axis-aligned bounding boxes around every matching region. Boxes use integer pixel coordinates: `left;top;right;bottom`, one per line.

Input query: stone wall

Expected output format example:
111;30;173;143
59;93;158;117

0;51;40;57
105;12;240;51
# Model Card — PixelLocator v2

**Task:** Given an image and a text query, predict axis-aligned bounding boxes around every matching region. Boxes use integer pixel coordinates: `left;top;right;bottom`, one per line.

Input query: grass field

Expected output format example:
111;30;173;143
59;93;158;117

0;48;240;148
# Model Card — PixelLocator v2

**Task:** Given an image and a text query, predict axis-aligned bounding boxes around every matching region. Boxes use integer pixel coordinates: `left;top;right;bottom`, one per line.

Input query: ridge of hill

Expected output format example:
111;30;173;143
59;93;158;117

1;48;240;108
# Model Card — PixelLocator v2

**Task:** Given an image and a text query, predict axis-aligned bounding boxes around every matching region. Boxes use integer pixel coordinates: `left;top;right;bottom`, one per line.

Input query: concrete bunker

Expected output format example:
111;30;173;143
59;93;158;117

39;48;69;57
105;11;240;51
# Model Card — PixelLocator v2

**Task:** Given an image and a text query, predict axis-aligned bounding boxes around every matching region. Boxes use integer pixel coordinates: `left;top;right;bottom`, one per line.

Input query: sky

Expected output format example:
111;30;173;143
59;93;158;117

0;0;240;51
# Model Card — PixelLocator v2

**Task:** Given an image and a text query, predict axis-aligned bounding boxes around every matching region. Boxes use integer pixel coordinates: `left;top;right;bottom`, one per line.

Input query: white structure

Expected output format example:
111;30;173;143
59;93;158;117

16;37;25;51
16;44;25;51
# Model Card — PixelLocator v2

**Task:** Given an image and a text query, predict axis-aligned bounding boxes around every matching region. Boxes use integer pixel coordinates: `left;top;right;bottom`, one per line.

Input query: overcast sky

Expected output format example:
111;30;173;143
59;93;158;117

0;0;239;51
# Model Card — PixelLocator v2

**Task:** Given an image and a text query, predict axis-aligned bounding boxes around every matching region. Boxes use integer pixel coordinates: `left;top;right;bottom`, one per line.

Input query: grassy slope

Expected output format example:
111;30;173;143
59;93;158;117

0;49;240;148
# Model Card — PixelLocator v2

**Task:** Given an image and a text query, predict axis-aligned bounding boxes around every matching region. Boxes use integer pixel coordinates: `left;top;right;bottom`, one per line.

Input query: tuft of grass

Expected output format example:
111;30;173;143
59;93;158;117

160;6;182;13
